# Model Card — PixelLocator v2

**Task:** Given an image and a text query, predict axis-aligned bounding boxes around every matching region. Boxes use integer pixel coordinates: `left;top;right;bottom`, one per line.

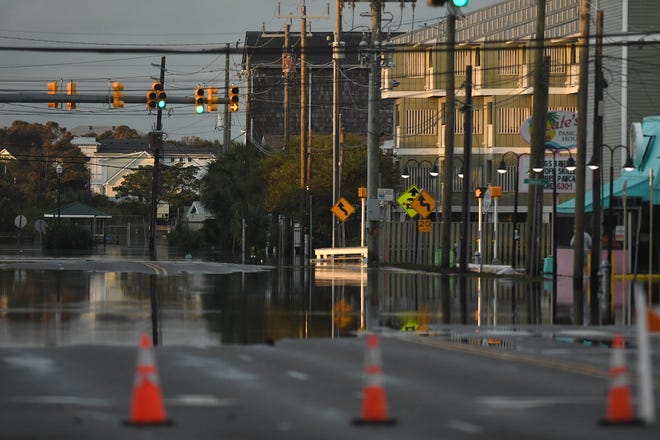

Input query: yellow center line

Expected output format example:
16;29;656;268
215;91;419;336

141;262;167;276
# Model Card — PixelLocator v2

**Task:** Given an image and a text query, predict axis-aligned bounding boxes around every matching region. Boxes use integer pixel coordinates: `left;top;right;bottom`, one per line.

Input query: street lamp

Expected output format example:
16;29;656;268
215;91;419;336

400;159;434;180
430;156;464;179
533;146;576;324
55;162;62;222
587;144;635;317
497;151;530;269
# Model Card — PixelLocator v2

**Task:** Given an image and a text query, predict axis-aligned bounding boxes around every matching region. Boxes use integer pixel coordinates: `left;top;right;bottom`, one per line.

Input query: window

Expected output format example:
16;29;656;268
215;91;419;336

497;107;530;134
545;46;566;73
498;48;519;75
405;110;438;136
454;49;471;75
403;50;425;77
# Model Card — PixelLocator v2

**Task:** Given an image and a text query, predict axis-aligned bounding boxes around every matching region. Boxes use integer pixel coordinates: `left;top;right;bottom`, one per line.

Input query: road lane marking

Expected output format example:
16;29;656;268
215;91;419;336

4;355;54;376
448;419;483;435
477;395;599;410
167;395;236;407
141;262;167;275
9;396;110;406
287;370;309;381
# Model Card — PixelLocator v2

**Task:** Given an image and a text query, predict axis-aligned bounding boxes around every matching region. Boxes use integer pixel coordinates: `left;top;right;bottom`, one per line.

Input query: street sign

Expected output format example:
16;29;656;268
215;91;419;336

331;197;355;222
482;188;491;212
418;219;432;233
397;185;421;218
14;215;27;229
524;178;549;185
411;190;436;219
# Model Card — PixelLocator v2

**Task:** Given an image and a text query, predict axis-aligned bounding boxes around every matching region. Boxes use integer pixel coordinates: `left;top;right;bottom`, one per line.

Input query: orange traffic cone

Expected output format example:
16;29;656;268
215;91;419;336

647;308;660;333
353;334;396;426
600;335;641;425
126;333;171;426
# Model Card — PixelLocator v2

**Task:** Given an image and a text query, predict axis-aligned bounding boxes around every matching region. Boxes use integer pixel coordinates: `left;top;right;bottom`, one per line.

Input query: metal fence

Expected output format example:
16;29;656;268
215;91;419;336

379;220;551;268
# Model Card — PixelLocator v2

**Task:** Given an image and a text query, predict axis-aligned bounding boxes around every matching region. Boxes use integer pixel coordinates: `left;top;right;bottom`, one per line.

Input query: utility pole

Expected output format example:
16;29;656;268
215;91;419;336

526;0;547;277
300;4;308;190
458;65;473;273
440;12;457;268
148;56;166;262
573;0;590;324
332;0;343;248
223;43;231;152
366;0;382;263
284;24;291;150
590;9;604;324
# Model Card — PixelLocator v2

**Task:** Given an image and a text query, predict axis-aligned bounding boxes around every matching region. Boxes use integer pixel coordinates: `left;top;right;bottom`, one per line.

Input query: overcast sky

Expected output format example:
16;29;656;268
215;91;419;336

0;0;491;141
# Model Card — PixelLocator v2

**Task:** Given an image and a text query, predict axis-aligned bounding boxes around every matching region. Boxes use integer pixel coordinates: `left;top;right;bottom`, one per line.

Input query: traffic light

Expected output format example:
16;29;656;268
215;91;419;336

228;84;239;112
207;87;219;112
112;82;124;108
146;89;157;110
47;81;58;108
194;87;205;113
474;187;487;199
66;81;76;110
152;81;167;109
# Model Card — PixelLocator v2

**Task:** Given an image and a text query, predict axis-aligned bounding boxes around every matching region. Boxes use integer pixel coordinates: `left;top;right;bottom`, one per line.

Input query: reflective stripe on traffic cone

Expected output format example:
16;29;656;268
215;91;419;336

126;333;172;426
600;335;641;426
353;334;396;426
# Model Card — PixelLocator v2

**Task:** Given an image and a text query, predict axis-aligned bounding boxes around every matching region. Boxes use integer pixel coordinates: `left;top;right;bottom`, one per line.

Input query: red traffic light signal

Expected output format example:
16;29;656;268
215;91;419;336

474;187;487;199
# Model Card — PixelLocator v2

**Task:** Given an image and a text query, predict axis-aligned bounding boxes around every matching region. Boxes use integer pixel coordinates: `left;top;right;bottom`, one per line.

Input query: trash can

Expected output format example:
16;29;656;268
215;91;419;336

543;256;554;274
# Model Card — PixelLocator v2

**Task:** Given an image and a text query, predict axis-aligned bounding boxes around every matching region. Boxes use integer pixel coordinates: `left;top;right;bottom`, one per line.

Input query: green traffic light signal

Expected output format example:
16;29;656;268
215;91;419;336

452;0;469;6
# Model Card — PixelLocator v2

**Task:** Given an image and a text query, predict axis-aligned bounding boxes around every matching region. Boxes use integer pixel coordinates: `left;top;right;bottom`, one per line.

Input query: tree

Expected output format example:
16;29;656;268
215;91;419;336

113;163;201;208
96;125;141;140
201;144;269;255
0;121;89;230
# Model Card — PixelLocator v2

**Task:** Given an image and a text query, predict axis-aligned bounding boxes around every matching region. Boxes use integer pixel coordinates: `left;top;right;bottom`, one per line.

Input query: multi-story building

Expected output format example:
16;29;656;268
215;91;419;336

377;0;660;266
242;30;396;148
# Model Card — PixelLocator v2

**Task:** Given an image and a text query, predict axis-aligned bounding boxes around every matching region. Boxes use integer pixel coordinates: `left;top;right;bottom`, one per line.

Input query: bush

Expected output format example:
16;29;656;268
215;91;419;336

43;223;94;250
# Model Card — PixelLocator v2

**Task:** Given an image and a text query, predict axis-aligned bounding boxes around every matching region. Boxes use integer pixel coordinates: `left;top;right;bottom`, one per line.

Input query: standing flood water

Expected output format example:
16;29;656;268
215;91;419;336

0;258;657;347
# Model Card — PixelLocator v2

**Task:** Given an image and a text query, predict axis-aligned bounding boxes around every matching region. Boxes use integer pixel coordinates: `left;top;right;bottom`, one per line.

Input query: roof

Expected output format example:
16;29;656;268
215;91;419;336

71;137;100;146
558;115;660;214
98;139;217;156
243;31;398;67
44;201;112;219
393;0;579;45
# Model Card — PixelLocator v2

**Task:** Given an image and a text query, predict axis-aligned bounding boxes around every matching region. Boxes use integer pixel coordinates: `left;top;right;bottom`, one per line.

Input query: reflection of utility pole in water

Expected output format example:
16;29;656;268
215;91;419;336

150;275;159;346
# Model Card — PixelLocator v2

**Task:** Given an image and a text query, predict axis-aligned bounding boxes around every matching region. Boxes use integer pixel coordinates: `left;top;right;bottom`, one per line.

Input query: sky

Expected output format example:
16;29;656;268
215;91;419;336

0;0;491;142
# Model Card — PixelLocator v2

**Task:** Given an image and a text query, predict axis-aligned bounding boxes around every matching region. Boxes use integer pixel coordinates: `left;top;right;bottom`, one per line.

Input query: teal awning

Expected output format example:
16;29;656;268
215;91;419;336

557;173;650;214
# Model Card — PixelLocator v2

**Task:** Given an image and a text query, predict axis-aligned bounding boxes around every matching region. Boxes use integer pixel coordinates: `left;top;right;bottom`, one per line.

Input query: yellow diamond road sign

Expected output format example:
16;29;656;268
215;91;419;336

410;190;435;219
397;185;421;218
331;197;355;222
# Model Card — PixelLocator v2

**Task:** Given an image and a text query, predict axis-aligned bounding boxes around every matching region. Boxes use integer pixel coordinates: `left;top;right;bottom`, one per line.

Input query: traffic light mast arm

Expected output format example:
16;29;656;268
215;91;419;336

0;93;229;105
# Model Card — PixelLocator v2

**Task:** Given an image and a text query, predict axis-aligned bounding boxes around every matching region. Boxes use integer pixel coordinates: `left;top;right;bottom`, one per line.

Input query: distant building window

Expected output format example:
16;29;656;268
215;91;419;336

498;48;519;75
405;110;438;136
454;49;471;75
455;108;482;134
497;107;530;134
403;51;425;77
545;46;566;73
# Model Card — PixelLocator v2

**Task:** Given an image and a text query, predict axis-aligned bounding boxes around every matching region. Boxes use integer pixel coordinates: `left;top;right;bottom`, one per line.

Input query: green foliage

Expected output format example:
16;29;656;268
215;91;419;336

43;222;93;250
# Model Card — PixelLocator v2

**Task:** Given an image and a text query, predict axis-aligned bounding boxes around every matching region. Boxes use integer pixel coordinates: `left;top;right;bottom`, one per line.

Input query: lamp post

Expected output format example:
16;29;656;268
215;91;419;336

497;152;530;269
533;146;576;324
400;158;433;180
55;162;62;222
587;144;635;320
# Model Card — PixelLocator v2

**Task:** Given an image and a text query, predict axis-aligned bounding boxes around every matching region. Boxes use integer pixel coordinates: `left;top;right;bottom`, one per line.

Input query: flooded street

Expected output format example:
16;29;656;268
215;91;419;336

1;246;658;347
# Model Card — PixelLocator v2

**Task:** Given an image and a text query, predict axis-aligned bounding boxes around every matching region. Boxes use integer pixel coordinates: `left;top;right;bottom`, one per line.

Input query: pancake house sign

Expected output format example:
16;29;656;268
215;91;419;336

519;111;578;194
520;111;578;149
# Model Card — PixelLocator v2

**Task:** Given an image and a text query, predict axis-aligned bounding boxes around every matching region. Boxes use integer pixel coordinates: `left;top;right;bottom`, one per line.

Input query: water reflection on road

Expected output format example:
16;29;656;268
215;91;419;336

0;261;657;347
